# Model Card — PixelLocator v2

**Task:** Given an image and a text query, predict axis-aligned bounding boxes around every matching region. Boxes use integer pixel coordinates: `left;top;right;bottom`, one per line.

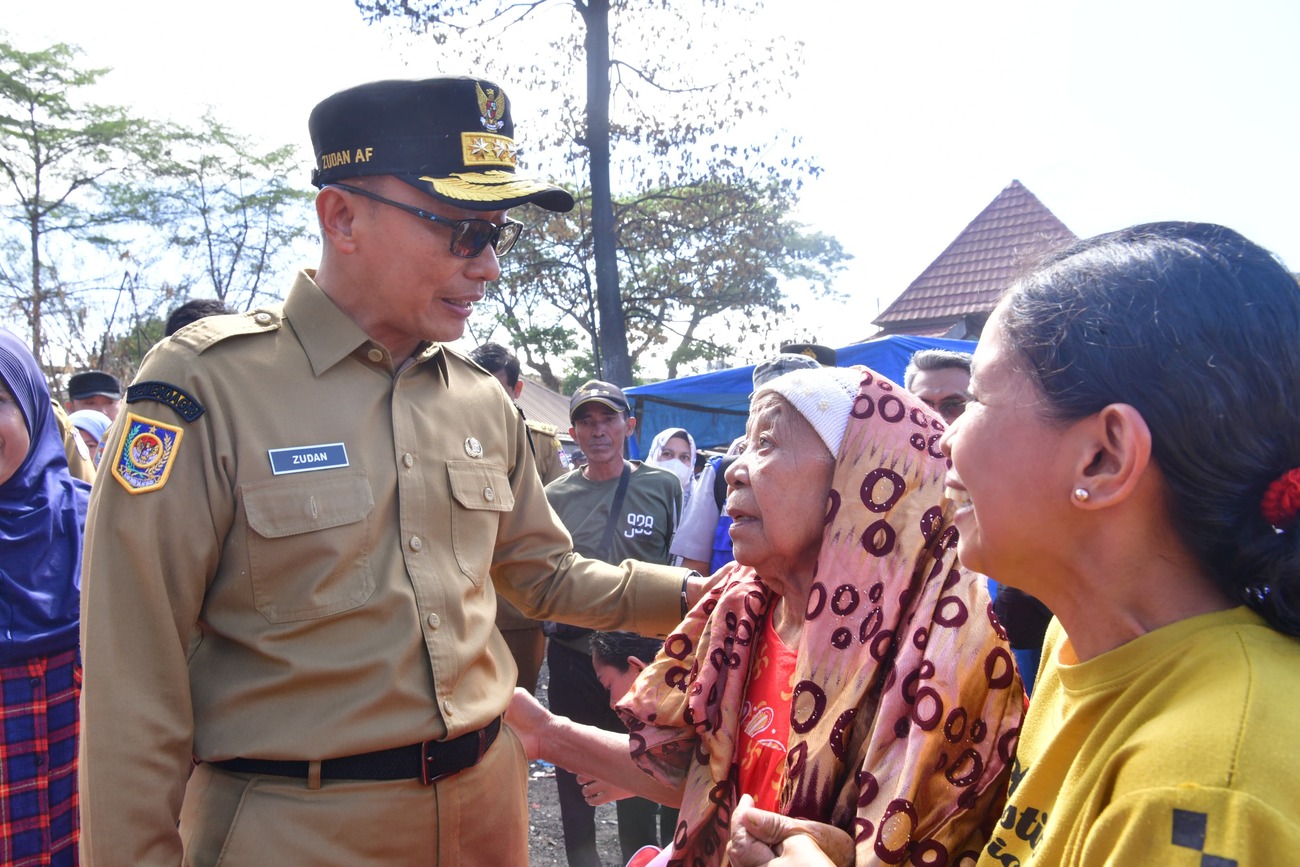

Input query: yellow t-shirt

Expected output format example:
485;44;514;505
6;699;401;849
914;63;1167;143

978;606;1300;866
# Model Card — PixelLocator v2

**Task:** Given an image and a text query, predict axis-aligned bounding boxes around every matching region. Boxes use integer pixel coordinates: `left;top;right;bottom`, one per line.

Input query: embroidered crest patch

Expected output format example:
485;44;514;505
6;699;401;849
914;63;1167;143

476;82;507;132
111;413;184;494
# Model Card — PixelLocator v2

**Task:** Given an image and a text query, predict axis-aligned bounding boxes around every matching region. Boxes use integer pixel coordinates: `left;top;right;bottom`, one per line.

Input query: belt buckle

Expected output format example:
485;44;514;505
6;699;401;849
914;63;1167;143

419;723;492;786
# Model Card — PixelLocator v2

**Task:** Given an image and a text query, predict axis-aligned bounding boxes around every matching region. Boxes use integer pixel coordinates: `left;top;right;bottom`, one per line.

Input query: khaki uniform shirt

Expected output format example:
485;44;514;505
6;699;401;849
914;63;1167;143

79;271;684;866
52;399;95;483
526;419;568;487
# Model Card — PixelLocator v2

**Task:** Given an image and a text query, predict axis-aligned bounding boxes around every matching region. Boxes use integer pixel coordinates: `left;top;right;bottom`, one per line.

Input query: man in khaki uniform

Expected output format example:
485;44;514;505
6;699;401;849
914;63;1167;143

79;77;698;867
51;400;95;483
469;341;569;488
469;341;569;694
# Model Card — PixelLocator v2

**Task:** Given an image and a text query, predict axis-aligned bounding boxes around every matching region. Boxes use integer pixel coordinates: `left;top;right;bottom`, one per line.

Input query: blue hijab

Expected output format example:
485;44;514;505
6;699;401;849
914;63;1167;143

0;329;89;661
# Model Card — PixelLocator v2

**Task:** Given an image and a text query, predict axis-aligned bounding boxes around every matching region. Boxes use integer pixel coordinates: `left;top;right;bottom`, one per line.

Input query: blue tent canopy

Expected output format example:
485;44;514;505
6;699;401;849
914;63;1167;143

625;334;977;454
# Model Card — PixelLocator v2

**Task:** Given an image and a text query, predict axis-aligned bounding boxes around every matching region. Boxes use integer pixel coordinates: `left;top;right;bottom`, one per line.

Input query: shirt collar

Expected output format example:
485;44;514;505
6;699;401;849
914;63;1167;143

285;270;448;385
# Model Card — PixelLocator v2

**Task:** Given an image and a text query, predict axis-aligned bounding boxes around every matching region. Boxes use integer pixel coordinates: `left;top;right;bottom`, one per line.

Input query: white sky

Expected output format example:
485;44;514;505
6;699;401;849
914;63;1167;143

7;0;1300;358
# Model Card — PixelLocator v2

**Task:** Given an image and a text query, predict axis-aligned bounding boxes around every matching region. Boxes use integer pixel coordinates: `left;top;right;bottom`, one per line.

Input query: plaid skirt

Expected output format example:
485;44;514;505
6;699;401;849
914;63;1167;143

0;648;80;866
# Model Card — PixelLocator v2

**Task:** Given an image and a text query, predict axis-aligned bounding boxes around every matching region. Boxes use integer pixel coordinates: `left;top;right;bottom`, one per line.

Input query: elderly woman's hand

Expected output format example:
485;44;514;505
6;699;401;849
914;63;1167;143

727;794;853;867
577;773;635;806
504;687;553;761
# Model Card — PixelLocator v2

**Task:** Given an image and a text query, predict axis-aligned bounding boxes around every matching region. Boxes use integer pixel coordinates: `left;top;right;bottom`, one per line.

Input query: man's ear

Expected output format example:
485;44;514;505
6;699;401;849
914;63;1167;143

626;416;637;436
1072;403;1152;509
316;187;359;254
568;426;577;440
627;656;648;674
511;380;524;400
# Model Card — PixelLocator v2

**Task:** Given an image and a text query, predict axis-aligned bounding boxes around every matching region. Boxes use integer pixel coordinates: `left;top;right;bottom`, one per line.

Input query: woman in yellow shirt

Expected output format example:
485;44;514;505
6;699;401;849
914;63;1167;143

937;222;1300;866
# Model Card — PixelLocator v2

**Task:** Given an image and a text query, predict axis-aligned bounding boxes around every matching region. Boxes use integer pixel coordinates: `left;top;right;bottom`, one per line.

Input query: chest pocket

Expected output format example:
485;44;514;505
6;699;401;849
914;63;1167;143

447;460;514;585
243;470;376;623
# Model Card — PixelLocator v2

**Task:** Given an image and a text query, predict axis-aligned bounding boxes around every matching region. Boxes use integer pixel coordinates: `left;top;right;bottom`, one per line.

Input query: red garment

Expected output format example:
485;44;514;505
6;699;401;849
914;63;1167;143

0;648;81;865
736;616;797;812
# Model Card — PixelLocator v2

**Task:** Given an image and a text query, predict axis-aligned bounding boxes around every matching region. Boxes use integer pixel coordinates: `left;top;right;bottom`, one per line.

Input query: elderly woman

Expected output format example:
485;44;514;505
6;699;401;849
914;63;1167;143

510;365;1025;866
0;329;90;864
930;222;1300;865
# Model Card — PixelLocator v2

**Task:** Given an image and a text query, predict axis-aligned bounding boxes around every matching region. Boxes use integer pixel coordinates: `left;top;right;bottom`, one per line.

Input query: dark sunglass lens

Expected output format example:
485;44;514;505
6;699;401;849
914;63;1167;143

493;222;523;257
450;221;497;258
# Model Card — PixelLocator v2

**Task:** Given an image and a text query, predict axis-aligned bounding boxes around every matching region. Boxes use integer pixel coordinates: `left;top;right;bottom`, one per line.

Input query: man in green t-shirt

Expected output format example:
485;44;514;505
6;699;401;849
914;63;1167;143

544;379;681;867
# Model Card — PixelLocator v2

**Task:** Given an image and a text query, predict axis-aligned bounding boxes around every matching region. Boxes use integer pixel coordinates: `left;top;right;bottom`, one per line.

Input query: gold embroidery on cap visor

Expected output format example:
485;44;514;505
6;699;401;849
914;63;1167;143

461;133;518;168
420;171;558;204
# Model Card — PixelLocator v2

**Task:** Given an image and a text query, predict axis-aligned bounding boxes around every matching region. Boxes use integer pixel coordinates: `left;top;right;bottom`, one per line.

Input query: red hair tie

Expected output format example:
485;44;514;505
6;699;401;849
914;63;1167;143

1260;467;1300;530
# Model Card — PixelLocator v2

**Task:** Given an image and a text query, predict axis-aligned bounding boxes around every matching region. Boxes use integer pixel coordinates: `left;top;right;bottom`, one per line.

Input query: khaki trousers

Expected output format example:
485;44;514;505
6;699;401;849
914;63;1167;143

180;724;529;866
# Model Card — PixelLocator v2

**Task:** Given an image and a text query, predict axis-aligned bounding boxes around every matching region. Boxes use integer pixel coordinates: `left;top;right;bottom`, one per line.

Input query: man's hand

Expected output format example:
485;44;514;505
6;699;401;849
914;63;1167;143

504;687;554;761
726;794;854;867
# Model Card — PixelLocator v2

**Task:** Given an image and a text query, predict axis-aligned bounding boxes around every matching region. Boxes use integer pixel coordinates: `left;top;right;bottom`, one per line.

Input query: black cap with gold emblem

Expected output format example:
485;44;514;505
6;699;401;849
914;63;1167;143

309;77;575;213
569;380;630;421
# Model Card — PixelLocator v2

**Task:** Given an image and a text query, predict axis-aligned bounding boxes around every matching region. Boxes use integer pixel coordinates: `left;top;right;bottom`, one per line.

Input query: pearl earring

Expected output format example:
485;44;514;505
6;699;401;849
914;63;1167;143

1072;488;1090;503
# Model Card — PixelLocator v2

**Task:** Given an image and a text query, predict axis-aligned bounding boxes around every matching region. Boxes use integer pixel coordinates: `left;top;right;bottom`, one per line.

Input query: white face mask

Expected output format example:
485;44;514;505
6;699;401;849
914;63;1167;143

652;457;693;490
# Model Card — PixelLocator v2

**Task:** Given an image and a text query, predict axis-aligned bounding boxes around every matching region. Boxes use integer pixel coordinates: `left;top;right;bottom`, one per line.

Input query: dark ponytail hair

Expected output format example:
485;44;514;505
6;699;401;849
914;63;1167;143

999;222;1300;635
590;631;664;671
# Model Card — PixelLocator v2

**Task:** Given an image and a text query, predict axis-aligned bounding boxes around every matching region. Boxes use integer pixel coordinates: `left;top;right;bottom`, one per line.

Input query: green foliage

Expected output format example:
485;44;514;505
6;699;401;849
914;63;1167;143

0;36;163;368
113;112;316;311
0;36;315;380
494;177;847;385
352;0;829;386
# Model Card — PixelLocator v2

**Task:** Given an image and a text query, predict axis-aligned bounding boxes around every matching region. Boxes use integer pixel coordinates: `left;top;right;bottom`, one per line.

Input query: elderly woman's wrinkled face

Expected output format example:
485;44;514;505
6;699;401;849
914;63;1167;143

725;394;835;589
0;379;31;487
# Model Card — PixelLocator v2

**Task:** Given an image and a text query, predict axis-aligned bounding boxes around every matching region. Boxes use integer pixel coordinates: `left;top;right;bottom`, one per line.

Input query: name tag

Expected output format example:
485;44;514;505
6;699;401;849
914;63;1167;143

268;443;349;475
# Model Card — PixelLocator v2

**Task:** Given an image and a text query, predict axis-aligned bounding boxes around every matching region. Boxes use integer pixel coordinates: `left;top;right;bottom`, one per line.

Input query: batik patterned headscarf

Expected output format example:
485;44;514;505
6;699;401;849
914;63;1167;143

0;329;90;661
619;366;1024;866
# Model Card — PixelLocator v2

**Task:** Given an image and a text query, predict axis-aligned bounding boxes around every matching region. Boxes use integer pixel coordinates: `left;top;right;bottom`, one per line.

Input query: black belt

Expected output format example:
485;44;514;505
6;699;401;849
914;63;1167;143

212;716;501;785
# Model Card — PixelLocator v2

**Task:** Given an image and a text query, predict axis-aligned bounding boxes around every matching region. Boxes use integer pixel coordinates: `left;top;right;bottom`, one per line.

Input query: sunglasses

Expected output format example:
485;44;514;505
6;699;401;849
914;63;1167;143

327;183;524;258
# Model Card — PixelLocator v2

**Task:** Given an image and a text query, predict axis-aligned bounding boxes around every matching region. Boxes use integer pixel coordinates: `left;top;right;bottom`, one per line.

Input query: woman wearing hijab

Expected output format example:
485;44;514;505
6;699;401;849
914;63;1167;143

510;365;1024;866
0;329;90;865
646;427;697;499
927;223;1300;865
67;409;113;468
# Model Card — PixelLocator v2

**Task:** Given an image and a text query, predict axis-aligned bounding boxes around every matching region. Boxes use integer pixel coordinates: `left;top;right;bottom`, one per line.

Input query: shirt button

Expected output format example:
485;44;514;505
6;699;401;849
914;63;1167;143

254;312;272;325
367;348;384;363
428;613;440;629
409;536;423;552
403;453;414;468
483;486;494;501
443;699;454;716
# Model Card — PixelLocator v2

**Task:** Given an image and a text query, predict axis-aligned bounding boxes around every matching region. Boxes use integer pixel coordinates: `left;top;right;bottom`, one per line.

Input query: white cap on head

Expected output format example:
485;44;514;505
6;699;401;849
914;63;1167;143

754;366;862;458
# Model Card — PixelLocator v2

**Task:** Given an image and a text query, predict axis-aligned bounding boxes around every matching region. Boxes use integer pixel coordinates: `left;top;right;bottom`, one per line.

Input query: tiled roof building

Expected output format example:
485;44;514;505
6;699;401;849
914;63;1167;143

517;378;572;438
873;180;1076;338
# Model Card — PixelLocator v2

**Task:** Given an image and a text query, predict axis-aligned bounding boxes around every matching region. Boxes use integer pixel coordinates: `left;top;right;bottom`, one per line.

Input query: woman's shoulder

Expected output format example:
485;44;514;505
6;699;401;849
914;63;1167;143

1111;609;1300;794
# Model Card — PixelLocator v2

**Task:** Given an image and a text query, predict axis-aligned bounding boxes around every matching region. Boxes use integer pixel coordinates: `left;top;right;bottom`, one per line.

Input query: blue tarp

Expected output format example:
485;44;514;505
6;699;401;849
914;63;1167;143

625;334;977;454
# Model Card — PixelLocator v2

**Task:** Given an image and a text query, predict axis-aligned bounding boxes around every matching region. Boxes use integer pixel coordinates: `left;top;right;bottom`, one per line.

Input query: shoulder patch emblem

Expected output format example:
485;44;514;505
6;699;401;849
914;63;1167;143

126;381;205;422
111;413;184;495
